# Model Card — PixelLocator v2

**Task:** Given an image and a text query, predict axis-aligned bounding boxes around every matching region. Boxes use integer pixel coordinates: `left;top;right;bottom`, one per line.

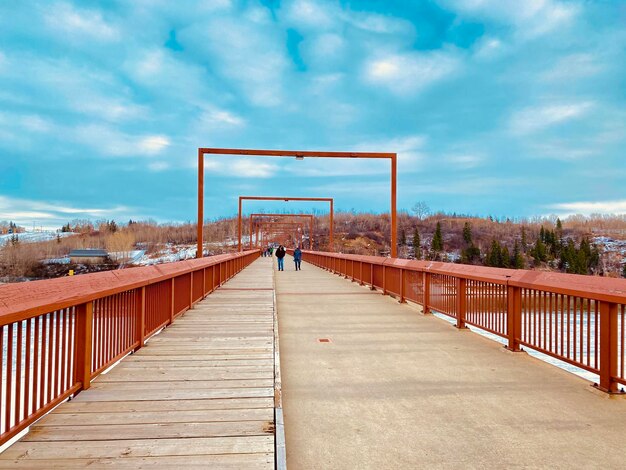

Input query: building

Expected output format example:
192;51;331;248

68;249;109;264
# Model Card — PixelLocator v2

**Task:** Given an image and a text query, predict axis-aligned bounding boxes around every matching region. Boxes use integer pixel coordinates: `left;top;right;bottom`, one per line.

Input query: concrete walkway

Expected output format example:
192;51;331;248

275;256;626;469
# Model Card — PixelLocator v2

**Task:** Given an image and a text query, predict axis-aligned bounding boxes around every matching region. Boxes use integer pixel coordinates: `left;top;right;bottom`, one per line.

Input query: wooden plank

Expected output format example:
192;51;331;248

2;436;273;459
56;398;274;413
0;453;273;468
95;368;273;382
119;359;274;367
36;408;273;426
88;379;274;390
25;421;274;442
70;387;273;402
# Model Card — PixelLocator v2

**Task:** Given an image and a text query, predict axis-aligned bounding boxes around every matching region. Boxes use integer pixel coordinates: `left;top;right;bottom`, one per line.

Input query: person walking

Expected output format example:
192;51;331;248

275;245;286;271
293;246;302;271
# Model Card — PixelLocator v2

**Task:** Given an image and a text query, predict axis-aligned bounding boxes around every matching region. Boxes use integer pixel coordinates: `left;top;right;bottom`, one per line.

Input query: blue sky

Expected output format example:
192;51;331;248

1;0;625;228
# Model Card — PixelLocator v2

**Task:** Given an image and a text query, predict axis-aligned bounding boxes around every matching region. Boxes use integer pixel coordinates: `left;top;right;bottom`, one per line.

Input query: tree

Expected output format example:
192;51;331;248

108;220;118;233
462;222;472;245
622;263;626;278
431;222;443;252
512;241;524;269
555;218;563;239
487;239;503;267
411;201;430;220
501;246;511;268
531;238;547;264
399;228;406;247
521;227;528;253
412;228;421;259
460;222;480;264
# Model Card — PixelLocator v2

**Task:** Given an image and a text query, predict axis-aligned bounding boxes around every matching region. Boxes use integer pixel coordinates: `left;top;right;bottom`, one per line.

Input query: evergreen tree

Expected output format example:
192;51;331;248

622;264;626;278
555;218;563;239
412;228;421;260
108;220;118;233
512;241;524;269
56;233;61;244
531;238;547;264
521;227;528;253
431;222;443;252
487;240;503;267
399;228;406;246
460;222;480;264
501;246;511;268
539;226;546;243
462;222;472;244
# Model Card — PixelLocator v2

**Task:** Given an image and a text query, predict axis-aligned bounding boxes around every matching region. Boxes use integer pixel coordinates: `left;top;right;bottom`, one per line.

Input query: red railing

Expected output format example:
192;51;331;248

303;250;626;394
0;250;259;445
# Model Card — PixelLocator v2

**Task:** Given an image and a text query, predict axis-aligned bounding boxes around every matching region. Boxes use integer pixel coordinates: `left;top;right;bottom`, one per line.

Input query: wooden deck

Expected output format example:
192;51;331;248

0;257;276;468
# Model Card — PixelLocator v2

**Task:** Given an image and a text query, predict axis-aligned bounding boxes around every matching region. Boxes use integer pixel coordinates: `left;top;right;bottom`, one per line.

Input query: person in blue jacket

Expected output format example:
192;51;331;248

293;246;302;271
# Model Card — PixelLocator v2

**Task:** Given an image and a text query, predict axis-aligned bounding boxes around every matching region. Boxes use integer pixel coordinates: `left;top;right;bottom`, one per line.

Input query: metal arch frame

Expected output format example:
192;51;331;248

196;148;398;258
249;213;314;250
237;196;333;253
256;221;305;248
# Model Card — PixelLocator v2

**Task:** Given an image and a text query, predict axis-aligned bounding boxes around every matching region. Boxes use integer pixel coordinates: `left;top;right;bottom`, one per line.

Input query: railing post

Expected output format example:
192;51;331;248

189;272;194;308
170;278;175;324
74;301;93;391
135;287;146;351
423;272;431;314
360;261;364;286
202;268;207;297
399;268;406;303
370;264;375;290
598;301;619;393
455;278;467;329
382;265;387;295
506;285;522;351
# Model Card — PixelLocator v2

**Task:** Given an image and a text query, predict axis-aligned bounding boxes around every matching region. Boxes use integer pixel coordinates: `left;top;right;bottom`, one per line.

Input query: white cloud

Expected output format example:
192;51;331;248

509;102;594;134
182;17;288;106
231;159;279;178
44;2;119;41
148;161;170;172
542;53;603;81
139;135;170;154
445;154;484;169
548;200;626;216
73;125;171;157
0;195;132;228
438;0;578;39
474;37;507;60
364;51;459;95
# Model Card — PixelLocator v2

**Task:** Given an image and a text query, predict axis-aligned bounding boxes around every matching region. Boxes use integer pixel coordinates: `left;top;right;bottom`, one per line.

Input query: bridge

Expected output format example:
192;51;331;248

1;249;625;467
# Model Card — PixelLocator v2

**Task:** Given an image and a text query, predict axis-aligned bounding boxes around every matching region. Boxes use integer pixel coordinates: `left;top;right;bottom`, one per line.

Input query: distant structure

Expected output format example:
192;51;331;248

68;249;108;264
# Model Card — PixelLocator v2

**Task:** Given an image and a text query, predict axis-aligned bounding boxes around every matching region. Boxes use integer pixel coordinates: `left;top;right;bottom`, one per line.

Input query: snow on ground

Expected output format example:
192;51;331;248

0;231;75;246
134;244;198;266
108;250;146;263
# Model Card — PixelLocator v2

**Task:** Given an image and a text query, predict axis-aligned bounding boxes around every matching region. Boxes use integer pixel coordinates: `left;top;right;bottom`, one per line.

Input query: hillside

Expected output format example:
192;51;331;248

1;211;626;282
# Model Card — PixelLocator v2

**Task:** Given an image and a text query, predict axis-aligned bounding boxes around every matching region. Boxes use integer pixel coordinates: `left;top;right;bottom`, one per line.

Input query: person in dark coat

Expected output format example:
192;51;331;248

293;246;302;271
275;245;286;271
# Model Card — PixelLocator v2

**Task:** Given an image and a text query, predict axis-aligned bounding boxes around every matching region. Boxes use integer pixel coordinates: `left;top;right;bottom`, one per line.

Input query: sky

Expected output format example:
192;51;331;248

0;0;625;229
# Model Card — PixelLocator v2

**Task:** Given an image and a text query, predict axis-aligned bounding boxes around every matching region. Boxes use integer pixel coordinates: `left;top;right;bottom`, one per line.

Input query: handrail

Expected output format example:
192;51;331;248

0;250;260;445
0;252;256;324
301;250;626;395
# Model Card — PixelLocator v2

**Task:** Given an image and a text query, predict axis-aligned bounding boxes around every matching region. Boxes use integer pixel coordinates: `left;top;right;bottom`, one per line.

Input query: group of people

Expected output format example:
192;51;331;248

264;244;302;271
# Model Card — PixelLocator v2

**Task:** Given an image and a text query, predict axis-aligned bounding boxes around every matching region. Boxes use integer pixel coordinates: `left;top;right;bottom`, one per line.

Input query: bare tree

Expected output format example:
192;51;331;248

412;201;431;220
